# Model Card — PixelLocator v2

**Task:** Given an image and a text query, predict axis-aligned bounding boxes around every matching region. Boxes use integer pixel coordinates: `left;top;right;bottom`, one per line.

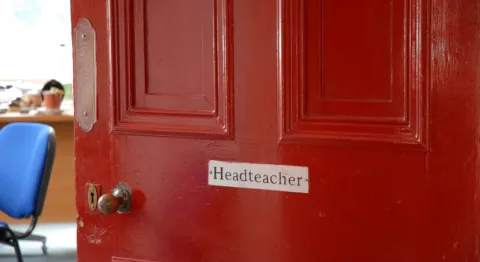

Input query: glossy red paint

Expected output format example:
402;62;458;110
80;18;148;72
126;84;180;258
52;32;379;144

72;0;480;261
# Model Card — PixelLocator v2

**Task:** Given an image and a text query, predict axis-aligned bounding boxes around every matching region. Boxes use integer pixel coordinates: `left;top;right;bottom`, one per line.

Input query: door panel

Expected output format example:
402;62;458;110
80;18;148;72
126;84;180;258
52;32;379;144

73;0;480;261
304;0;407;113
292;0;426;146
282;0;427;147
111;0;233;138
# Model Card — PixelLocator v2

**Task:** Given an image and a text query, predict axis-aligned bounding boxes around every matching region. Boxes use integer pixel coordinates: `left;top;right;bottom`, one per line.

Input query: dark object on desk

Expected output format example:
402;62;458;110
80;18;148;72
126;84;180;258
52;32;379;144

0;123;56;262
41;80;65;101
7;98;21;112
8;98;21;107
19;108;30;114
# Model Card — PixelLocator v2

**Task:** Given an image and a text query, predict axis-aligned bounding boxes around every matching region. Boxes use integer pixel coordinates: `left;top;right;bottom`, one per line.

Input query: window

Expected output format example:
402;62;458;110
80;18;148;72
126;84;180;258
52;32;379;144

0;0;72;109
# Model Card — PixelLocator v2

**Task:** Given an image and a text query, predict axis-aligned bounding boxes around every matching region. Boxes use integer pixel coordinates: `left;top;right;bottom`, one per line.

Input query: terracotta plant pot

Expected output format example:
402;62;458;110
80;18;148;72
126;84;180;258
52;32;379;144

43;92;62;110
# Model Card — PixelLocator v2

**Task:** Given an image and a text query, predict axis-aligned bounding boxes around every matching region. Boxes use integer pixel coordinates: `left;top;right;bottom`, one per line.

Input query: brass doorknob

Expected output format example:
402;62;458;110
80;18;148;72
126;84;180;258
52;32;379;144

97;183;132;215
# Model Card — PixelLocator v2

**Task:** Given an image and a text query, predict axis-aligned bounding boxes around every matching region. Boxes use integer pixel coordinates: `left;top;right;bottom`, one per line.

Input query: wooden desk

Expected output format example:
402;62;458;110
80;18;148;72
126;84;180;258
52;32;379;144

0;113;76;224
0;113;74;124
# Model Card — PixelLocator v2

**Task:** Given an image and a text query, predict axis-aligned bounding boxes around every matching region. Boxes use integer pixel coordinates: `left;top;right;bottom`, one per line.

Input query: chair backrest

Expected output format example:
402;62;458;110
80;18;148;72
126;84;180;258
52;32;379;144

0;122;56;219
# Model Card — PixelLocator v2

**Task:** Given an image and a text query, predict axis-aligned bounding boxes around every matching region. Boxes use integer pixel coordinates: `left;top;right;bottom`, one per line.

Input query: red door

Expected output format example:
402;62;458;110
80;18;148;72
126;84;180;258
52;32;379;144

72;0;480;261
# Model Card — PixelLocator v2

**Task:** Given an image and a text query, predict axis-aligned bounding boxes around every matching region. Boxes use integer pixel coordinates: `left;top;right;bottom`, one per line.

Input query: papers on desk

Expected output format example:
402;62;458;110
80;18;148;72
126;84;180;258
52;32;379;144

0;86;22;109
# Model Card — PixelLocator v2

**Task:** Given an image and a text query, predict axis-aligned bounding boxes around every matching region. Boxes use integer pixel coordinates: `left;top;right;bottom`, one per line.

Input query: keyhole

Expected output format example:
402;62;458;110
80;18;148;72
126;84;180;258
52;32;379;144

87;184;98;211
90;192;95;205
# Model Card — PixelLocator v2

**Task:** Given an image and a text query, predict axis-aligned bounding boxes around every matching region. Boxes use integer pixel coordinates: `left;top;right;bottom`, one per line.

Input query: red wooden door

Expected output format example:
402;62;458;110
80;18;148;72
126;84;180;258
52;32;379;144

72;0;480;261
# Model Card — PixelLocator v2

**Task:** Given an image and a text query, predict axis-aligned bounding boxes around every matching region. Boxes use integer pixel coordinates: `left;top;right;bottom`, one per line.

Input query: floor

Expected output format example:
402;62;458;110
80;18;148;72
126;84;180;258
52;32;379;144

0;223;76;262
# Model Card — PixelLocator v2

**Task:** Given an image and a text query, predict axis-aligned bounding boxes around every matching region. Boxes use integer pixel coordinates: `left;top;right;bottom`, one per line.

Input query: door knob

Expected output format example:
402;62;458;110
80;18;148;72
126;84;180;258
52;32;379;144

97;183;132;215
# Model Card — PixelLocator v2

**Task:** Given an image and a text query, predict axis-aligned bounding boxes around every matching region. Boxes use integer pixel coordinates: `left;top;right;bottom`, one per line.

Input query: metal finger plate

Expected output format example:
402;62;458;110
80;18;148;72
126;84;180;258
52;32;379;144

74;18;97;132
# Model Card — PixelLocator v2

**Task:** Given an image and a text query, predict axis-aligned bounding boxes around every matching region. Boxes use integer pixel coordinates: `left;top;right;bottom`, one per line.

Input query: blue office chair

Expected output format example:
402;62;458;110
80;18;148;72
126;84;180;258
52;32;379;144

0;122;56;262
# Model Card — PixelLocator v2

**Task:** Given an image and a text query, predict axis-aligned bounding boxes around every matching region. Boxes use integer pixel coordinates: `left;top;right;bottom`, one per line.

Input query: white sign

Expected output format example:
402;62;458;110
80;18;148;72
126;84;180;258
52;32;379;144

208;160;309;194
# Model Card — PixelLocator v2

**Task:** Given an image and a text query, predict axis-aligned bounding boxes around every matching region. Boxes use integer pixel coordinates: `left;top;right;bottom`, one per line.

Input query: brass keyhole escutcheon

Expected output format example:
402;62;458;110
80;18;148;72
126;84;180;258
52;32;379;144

87;184;98;211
